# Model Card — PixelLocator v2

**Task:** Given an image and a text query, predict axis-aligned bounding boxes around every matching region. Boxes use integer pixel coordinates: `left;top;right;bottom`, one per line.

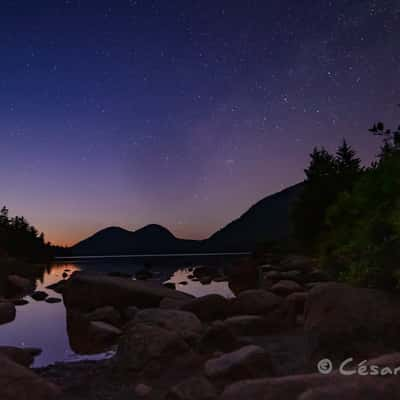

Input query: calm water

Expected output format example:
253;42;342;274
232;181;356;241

0;254;246;367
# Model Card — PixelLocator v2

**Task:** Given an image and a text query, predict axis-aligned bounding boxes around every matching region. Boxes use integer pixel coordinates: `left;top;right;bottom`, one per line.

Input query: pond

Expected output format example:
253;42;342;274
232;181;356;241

0;254;246;367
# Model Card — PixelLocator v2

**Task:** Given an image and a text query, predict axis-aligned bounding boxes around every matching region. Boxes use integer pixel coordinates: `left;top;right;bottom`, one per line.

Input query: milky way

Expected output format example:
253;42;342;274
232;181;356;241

1;0;399;245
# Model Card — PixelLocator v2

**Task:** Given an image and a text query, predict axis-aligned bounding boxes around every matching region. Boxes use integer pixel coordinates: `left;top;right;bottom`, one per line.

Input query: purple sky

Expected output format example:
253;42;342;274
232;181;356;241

1;1;399;246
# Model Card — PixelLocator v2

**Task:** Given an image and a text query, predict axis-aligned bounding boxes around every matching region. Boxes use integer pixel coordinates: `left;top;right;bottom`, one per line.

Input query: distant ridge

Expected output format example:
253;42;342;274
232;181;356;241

69;183;304;256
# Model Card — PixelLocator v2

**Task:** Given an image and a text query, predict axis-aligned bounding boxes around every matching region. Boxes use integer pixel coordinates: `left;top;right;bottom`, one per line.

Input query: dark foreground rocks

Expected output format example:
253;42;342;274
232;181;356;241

0;354;60;400
0;301;16;325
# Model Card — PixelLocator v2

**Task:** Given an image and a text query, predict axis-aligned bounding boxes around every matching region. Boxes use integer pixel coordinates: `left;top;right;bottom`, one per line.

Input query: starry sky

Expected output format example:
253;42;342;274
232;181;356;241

1;0;399;246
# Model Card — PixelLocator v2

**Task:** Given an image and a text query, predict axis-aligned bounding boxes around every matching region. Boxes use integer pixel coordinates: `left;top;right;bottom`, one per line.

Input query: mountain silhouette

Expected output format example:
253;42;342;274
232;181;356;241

69;183;304;256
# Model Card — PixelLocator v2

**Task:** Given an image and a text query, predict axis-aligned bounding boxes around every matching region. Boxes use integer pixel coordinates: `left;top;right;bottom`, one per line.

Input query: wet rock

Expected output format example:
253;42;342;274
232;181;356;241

181;294;230;321
31;291;48;301
0;346;42;367
204;345;273;381
45;297;62;304
271;280;304;296
231;289;282;316
0;354;60;399
133;308;203;341
167;376;217;400
179;281;188;285
0;301;16;325
115;322;189;371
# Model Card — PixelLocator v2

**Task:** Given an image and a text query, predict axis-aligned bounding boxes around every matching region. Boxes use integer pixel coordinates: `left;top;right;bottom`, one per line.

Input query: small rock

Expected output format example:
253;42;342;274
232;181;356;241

223;315;267;336
200;321;241;353
45;297;62;304
200;276;212;285
31;291;48;301
46;280;66;294
164;282;176;290
62;272;68;279
135;383;152;397
179;281;188;285
0;346;42;367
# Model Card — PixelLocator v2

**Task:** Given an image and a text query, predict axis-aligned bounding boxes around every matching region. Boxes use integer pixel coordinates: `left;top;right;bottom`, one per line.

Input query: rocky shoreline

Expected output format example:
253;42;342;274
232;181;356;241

2;254;400;399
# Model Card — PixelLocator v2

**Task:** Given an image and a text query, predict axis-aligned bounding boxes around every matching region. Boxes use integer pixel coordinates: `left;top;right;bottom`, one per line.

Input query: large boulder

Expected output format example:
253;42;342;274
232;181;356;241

204;345;273;381
223;316;267;336
221;353;400;400
86;306;121;326
133;308;203;342
0;346;41;367
89;321;122;341
199;321;242;353
0;301;16;325
166;376;217;400
7;274;34;295
304;283;400;362
0;354;60;400
114;322;190;371
63;272;193;311
231;290;282;316
271;280;304;296
181;294;230;321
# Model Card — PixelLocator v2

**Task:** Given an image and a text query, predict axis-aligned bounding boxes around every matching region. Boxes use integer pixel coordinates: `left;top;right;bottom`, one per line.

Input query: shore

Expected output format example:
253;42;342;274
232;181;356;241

2;253;400;399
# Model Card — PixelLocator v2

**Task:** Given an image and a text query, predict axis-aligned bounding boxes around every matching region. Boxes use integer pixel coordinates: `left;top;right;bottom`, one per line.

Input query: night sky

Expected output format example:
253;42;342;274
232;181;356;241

1;1;399;246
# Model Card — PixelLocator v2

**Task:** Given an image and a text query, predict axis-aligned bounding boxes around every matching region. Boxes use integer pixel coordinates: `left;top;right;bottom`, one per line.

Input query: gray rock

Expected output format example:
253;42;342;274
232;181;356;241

45;297;62;304
271;280;304;296
89;321;122;341
231;289;282;315
181;294;230;321
86;306;121;325
31;291;48;301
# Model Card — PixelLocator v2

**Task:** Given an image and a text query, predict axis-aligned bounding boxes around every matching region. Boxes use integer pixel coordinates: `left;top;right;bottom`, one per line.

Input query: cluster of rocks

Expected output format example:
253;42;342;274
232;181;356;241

3;254;400;399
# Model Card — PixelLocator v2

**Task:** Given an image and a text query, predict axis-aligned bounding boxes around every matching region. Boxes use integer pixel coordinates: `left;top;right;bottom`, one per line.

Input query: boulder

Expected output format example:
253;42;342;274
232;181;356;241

204;345;273;381
0;346;42;367
0;354;60;399
193;266;216;279
31;291;48;301
0;301;16;325
278;255;316;272
223;316;267;336
122;306;139;321
134;383;152;397
231;290;282;316
305;283;400;363
86;306;121;325
181;294;230;321
115;322;189;371
200;321;242;353
167;376;217;400
271;280;304;296
63;272;193;311
7;274;34;294
200;276;212;285
89;321;122;342
286;292;308;314
46;280;66;294
221;354;400;400
133;308;202;341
